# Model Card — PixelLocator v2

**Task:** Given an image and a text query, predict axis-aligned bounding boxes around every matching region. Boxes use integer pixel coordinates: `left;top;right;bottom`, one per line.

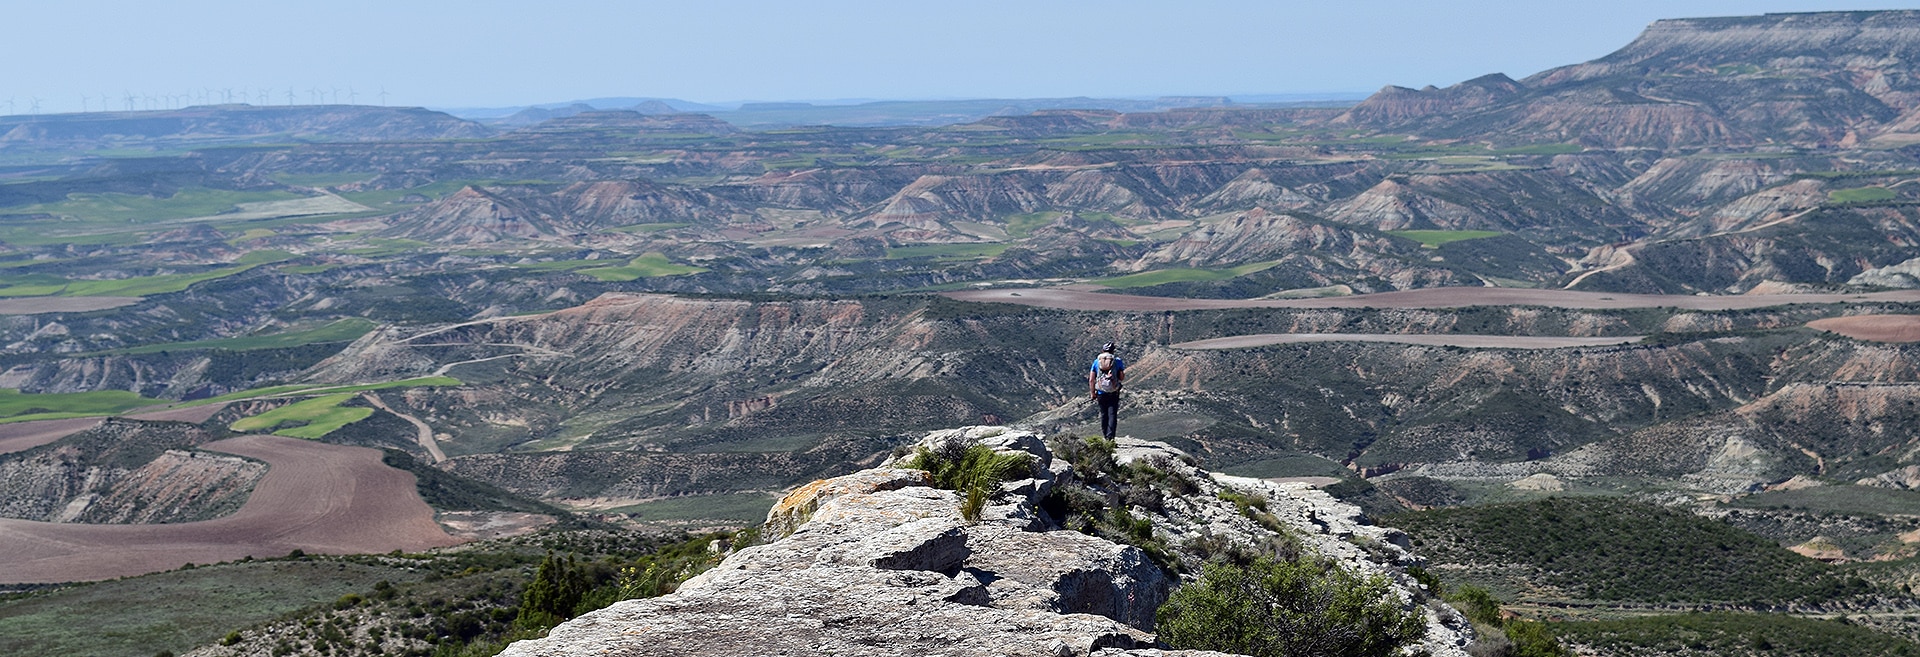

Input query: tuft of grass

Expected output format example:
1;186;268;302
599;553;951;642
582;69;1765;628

906;443;1032;521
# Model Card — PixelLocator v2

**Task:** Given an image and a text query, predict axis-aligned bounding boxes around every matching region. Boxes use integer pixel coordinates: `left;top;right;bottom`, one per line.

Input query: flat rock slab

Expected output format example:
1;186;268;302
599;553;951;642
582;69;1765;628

0;435;459;584
1172;333;1643;350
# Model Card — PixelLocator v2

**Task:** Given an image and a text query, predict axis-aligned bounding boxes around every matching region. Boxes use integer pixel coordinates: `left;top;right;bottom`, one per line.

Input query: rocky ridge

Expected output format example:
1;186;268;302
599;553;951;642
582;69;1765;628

501;426;1472;657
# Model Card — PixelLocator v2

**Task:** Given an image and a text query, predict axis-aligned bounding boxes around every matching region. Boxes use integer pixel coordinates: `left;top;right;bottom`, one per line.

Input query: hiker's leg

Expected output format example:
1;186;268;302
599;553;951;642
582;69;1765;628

1099;393;1119;439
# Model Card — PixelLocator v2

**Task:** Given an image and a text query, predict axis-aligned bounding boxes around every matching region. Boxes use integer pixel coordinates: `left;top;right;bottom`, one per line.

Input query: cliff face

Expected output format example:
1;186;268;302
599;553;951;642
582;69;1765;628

500;426;1472;657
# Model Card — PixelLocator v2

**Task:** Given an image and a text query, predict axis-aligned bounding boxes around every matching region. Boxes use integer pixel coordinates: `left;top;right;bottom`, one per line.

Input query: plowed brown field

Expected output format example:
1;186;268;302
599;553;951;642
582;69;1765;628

0;435;459;584
944;287;1920;311
0;417;104;455
1808;314;1920;342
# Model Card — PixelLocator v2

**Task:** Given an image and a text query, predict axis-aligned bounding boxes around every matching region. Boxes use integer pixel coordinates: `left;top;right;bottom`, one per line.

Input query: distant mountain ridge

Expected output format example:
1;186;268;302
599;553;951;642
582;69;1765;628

0;104;490;149
1340;10;1920;148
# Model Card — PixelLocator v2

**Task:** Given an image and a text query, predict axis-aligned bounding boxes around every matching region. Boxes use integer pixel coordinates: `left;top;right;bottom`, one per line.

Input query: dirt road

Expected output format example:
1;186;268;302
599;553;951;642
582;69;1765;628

361;392;446;463
0;434;459;584
944;287;1920;312
1173;334;1644;350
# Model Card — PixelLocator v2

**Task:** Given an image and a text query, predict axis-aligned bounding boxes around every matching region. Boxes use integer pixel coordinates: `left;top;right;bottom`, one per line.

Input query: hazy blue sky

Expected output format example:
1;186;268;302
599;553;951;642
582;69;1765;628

5;1;1917;113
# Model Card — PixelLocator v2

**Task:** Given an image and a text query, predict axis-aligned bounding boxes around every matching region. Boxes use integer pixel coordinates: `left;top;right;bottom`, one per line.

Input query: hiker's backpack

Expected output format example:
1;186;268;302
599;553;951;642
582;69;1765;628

1094;352;1121;393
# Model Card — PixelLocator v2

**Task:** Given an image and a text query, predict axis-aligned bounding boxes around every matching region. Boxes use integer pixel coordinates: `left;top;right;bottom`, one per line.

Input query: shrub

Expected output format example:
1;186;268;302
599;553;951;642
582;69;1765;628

1156;555;1426;657
905;443;1032;521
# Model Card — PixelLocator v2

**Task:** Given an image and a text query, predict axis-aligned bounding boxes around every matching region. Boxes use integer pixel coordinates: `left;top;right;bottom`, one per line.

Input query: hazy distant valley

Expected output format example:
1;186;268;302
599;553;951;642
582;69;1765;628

18;10;1920;657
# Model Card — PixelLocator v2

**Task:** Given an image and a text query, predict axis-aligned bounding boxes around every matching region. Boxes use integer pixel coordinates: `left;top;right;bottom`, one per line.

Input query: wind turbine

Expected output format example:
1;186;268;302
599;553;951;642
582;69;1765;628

378;86;389;106
29;98;40;114
330;86;340;104
81;96;89;112
123;91;136;112
286;86;296;106
347;86;357;105
4;99;13;115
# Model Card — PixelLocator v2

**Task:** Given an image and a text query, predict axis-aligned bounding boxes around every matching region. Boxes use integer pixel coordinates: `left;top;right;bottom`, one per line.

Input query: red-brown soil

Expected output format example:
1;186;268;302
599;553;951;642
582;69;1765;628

1173;333;1643;350
0;417;104;455
944;287;1920;312
1808;315;1920;342
0;435;459;584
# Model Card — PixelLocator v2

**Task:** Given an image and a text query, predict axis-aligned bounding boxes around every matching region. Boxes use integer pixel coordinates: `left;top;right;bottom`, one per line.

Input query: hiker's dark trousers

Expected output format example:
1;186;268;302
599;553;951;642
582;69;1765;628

1096;391;1120;440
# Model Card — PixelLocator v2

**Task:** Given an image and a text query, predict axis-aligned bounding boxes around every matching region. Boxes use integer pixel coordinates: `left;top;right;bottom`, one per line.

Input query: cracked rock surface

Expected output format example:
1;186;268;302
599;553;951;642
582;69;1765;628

500;426;1472;657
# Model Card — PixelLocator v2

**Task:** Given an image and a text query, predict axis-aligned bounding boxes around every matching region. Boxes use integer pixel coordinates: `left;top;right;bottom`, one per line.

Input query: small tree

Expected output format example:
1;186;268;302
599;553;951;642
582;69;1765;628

517;553;588;631
1156;556;1426;657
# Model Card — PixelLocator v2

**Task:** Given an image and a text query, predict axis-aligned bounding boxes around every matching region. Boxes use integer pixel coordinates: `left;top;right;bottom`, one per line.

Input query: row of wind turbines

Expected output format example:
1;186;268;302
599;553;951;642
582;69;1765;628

4;86;393;116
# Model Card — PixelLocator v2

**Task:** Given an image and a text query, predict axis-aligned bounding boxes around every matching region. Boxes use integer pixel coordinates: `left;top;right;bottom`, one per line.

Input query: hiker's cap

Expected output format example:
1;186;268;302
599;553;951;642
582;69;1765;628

1101;342;1116;352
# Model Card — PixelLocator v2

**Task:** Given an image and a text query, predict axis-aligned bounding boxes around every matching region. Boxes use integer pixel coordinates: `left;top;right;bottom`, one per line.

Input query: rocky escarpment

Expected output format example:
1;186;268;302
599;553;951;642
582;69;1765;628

500;426;1472;657
0;419;262;523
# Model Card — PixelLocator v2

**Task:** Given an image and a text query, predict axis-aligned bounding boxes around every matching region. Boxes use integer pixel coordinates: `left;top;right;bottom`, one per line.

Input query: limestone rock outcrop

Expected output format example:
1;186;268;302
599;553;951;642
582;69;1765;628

501;426;1473;657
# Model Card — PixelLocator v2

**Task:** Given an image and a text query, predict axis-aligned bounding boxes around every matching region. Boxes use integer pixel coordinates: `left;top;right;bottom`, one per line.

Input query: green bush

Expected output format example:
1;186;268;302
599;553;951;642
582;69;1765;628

905;442;1032;521
1156;556;1426;657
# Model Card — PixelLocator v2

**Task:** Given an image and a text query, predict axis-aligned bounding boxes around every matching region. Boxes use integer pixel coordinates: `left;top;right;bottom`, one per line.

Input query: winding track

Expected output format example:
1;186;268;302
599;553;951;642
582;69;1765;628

0;434;459;584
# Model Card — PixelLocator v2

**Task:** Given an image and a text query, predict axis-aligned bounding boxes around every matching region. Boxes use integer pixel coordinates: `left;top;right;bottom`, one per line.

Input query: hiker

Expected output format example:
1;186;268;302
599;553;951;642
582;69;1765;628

1089;342;1125;441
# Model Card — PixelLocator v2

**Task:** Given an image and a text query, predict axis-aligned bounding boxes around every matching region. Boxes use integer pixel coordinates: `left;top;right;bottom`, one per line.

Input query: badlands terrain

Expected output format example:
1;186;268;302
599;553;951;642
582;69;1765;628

13;9;1920;657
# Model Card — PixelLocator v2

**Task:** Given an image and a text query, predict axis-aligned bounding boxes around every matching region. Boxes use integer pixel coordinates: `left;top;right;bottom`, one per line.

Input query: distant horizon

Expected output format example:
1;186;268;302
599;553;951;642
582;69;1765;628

8;1;1919;115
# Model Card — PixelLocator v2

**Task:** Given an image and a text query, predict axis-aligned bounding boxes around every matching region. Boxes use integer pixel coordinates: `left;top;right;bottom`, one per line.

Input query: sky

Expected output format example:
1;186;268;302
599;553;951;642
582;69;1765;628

5;1;1919;114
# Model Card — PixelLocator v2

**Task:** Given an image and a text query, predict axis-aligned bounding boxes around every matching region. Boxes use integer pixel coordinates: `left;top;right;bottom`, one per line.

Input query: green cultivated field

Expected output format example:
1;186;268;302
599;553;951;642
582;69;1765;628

0;560;423;657
0;389;163;422
0;249;296;298
1095;260;1280;288
110;318;377;355
580;253;708;280
229;393;374;438
192;376;462;406
608;222;690;234
884;243;1010;260
270;172;376;188
1388;229;1504;247
609;492;778;522
1830;186;1899;204
2;188;302;224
